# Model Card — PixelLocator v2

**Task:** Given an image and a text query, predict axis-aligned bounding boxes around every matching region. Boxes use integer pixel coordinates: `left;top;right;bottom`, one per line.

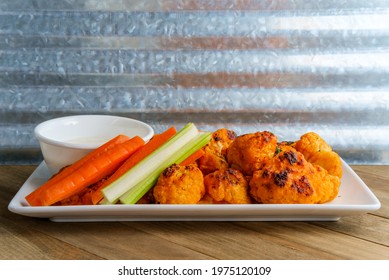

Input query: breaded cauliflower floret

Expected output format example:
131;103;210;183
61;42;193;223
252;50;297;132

293;132;342;178
198;128;237;175
249;147;340;204
153;164;205;204
204;168;251;204
311;164;341;203
226;131;278;176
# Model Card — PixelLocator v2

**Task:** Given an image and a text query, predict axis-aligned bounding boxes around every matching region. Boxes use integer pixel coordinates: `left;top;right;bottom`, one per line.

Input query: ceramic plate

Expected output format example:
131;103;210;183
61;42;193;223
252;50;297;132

8;160;381;222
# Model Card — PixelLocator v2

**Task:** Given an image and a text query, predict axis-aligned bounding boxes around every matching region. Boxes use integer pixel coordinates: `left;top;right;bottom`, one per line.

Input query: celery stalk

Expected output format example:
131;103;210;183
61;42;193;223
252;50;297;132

102;123;200;203
119;131;211;204
174;132;212;164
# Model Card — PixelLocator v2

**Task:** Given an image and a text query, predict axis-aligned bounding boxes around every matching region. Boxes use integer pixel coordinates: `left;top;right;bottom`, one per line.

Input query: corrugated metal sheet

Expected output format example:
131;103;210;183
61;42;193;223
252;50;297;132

1;0;389;164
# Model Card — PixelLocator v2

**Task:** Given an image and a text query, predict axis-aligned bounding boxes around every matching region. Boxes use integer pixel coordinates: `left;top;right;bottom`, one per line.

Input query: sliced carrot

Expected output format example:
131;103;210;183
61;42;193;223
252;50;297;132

25;134;131;206
179;148;205;166
30;136;145;206
91;126;177;205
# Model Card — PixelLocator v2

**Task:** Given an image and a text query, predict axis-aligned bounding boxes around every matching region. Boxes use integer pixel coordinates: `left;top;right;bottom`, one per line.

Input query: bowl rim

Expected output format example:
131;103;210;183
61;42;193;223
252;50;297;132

34;114;154;149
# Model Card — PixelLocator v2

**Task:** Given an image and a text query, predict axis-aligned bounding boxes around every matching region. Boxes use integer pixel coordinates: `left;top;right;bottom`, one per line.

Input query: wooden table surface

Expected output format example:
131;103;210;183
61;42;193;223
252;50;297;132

1;165;388;260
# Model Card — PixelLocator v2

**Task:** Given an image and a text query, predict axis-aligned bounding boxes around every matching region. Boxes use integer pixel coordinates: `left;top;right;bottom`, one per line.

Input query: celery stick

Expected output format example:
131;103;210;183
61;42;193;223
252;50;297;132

102;123;199;203
119;132;211;204
175;132;211;164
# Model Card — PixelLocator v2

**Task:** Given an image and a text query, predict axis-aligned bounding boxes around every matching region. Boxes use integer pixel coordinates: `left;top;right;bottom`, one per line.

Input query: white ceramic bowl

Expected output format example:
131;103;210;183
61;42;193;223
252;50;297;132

34;115;154;174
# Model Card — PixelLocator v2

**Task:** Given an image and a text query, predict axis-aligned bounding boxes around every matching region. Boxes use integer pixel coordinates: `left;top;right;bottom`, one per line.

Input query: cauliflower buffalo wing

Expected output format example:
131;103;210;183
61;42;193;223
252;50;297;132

293;132;342;178
153;164;205;204
226;131;278;176
198;128;237;175
204;168;251;204
249;146;340;204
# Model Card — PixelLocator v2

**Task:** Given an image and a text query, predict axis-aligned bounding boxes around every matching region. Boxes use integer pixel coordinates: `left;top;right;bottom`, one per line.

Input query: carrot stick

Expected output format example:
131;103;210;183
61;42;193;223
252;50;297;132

91;126;177;205
25;134;131;206
179;148;205;166
30;136;145;206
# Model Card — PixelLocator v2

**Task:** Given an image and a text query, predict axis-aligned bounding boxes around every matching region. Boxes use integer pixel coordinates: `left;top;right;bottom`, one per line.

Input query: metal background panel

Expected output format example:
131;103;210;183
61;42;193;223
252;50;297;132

1;0;389;164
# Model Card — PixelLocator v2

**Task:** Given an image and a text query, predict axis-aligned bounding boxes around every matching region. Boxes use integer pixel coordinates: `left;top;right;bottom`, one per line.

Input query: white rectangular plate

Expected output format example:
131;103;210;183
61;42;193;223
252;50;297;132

8;161;381;222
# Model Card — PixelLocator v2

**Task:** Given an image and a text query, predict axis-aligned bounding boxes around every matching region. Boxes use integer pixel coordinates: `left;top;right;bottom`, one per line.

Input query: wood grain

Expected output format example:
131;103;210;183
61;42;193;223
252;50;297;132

1;165;388;260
